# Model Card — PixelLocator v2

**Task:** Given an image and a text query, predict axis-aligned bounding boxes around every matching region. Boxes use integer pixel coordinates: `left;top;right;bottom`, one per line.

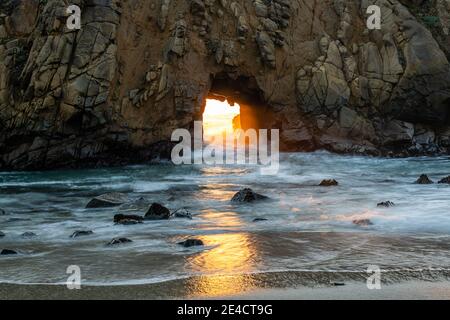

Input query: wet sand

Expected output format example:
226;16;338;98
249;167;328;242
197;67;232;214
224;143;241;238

1;270;450;300
226;282;450;300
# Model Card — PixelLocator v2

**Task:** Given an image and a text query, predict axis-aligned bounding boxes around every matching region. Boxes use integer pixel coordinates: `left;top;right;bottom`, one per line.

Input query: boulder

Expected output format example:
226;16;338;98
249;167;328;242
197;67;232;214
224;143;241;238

85;193;128;209
415;174;434;184
352;219;373;226
107;238;133;246
0;231;5;238
70;230;94;238
0;209;6;215
113;214;144;224
377;201;395;208
382;120;414;146
438;176;450;184
172;208;192;219
231;188;268;203
319;179;339;186
1;249;18;255
253;218;268;222
178;239;204;247
144;203;170;220
21;232;36;238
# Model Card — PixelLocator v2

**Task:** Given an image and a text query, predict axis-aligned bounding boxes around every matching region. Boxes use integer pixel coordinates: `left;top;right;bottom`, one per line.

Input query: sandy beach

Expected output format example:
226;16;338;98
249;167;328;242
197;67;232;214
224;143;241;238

2;281;450;300
1;270;450;300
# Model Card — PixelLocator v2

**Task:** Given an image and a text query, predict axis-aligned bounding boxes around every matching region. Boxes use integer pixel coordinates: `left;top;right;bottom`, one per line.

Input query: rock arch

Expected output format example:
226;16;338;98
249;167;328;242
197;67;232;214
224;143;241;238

1;0;450;169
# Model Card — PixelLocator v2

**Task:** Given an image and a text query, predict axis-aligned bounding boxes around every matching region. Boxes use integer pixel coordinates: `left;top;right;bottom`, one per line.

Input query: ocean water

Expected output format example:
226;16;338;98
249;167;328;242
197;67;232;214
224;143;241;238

0;152;450;288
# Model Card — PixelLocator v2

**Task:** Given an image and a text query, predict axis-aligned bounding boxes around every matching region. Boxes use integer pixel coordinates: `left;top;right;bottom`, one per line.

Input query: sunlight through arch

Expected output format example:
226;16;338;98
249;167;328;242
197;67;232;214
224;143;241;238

203;99;241;140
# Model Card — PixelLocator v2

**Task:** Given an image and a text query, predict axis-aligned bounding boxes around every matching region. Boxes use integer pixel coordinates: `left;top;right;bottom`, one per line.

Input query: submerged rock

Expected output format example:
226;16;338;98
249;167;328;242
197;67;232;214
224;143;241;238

21;232;37;238
178;239;204;247
144;203;170;220
319;179;339;186
118;197;149;212
415;174;434;184
253;218;268;222
438;176;450;184
114;214;144;225
107;238;133;246
6;218;30;222
231;188;268;203
377;201;395;208
70;230;94;238
0;209;6;215
172;208;192;219
352;219;373;226
1;249;18;255
0;231;5;238
86;193;128;209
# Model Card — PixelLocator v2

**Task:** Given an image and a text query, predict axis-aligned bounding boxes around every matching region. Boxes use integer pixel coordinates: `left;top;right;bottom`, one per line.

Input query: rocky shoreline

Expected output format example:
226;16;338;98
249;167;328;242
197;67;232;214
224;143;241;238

2;175;450;256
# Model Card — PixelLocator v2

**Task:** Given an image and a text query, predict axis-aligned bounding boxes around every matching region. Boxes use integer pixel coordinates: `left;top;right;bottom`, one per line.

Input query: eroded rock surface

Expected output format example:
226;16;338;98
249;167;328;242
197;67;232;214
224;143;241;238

1;0;450;169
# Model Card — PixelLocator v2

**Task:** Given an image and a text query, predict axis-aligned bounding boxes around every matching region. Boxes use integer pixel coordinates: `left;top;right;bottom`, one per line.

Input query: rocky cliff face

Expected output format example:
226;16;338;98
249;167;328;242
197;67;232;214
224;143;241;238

0;0;449;170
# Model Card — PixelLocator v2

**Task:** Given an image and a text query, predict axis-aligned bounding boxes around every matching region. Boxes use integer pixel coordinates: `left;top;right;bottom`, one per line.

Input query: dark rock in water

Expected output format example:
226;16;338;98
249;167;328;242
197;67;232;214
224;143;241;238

352;219;373;226
144;203;170;220
438;176;450;184
172;208;192;219
118;219;141;225
0;209;6;215
0;231;5;238
1;249;17;255
21;232;37;238
331;282;345;286
107;238;133;246
319;179;339;186
178;239;204;247
70;230;94;238
415;174;434;184
377;201;395;208
86;192;128;208
6;218;31;222
114;214;144;225
231;188;268;203
253;218;268;222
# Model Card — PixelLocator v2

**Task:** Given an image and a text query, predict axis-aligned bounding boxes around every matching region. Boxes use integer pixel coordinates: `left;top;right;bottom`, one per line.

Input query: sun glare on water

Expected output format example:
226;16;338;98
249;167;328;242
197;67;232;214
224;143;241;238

203;99;240;139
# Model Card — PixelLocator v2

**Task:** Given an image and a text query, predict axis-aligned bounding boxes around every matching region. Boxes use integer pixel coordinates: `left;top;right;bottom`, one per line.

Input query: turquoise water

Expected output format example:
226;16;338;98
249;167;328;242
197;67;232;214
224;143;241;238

0;152;449;285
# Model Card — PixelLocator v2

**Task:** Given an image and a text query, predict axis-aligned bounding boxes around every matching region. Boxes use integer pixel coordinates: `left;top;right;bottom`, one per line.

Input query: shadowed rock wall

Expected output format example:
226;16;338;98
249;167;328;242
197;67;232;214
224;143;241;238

0;0;450;170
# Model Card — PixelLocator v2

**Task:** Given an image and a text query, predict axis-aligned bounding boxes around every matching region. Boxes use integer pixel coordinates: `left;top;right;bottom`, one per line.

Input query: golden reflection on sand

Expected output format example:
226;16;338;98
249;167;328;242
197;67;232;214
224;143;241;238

185;232;259;297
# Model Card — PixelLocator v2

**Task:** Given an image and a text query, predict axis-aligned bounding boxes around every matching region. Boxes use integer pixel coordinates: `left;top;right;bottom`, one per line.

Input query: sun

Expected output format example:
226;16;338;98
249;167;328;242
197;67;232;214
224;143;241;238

203;99;241;139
